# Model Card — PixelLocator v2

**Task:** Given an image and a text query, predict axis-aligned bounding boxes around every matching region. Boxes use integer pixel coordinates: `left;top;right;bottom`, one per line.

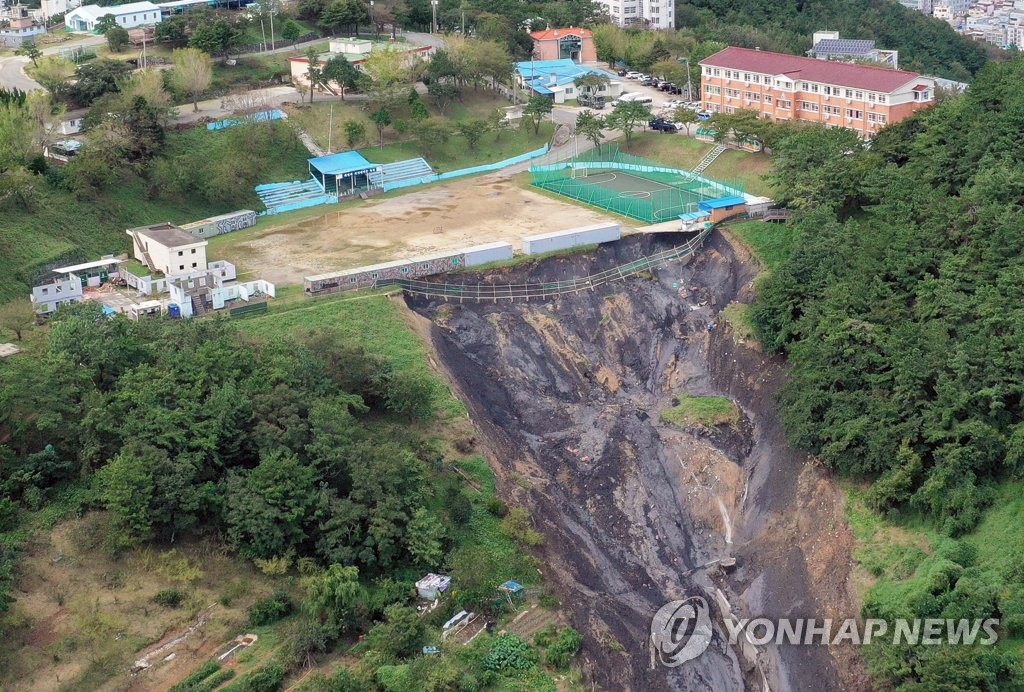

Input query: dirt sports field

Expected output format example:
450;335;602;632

213;174;625;285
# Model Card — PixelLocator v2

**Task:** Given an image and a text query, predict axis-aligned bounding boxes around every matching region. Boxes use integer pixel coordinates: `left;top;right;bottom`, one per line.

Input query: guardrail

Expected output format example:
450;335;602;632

379;228;711;301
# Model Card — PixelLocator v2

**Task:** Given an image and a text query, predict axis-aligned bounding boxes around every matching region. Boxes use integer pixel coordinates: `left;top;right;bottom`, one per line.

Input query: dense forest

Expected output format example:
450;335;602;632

678;0;992;80
0;303;566;688
751;56;1024;686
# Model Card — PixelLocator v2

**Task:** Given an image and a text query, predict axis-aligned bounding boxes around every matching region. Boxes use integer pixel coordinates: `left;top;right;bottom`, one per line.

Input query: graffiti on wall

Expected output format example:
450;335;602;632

306;253;466;295
185;210;258;238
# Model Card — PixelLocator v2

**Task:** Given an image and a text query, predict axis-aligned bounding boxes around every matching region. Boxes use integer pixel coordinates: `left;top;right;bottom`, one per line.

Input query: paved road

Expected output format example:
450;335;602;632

0;34;105;91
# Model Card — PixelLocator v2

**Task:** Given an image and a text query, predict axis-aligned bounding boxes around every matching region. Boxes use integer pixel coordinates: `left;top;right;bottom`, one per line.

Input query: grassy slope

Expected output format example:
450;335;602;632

1;125;308;304
726;219;799;272
660;394;739;428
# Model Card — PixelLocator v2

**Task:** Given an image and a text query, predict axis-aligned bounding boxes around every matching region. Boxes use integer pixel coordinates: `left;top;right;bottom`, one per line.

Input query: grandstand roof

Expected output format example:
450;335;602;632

700;46;925;92
308;151;376;176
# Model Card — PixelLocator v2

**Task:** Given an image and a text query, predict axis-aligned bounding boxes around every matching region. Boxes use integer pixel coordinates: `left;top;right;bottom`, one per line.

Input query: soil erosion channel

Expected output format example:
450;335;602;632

406;232;858;691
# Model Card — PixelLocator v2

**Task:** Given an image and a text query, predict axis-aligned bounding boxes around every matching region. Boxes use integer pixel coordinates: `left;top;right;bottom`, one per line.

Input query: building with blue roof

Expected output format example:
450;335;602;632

514;59;623;104
308;151;383;197
697;196;748;223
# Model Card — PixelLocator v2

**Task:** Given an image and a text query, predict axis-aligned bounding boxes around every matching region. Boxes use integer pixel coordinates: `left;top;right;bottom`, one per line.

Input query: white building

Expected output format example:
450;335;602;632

126;222;207;277
65;1;162;32
0;16;45;47
30;257;125;315
597;0;674;30
40;0;81;20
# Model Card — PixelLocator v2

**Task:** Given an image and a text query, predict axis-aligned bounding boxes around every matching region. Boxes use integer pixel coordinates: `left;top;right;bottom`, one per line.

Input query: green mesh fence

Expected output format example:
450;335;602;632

529;144;744;223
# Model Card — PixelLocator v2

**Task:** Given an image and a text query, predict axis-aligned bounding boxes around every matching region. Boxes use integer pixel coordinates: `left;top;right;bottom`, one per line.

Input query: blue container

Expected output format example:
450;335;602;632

167;303;181;319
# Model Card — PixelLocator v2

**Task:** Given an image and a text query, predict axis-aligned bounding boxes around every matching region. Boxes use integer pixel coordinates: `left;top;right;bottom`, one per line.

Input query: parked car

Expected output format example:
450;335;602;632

664;99;684;109
626;71;642;79
617;68;628;76
649;118;682;132
642;77;659;87
578;93;606;109
657;81;672;91
669;84;683;95
696;111;711;120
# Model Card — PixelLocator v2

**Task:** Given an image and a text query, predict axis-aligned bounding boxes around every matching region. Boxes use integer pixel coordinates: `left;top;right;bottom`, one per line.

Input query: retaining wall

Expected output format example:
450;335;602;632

521;223;621;255
182;210;258;238
304;241;514;295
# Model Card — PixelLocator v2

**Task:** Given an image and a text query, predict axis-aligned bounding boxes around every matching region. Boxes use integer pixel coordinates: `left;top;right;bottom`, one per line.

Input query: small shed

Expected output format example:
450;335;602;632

308;151;383;198
416;573;452;600
498;580;525;607
697;196;748;224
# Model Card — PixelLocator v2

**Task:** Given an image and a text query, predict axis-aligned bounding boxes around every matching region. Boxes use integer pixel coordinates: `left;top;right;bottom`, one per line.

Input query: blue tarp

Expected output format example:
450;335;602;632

679;211;711;221
308;150;375;176
698;195;747;210
499;580;524;593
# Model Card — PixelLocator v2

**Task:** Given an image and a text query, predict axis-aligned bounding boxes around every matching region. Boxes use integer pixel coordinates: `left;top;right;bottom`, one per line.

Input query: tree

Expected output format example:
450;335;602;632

344;119;366;148
573;72;610;99
592;23;626;68
70;59;132;107
305;47;324;102
282;19;303;47
118;67;172;116
369;107;391;148
322;54;360;99
365;605;424;659
426;81;460;114
189;17;241;58
405;507;444;566
106;26;130;52
15;42;41;66
606;99;651;148
302;564;362;637
522;94;553;136
95;14;119;33
31;57;74;100
671;107;699;135
410;117;451;155
574;109;605;153
170;47;212;112
650;59;687;86
0;299;34;341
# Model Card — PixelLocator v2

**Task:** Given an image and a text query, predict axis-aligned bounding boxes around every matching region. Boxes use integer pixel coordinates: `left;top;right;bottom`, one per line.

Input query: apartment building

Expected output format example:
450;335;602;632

700;47;936;138
597;0;674;30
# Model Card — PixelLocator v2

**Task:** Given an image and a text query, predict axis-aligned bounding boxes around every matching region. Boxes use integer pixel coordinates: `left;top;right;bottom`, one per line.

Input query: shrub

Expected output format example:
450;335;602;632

500;508;544;546
483;633;537;672
545;627;582;669
169;660;220;691
153;589;183;608
228;660;285;692
247;589;292;626
485;496;507;518
194;669;235;692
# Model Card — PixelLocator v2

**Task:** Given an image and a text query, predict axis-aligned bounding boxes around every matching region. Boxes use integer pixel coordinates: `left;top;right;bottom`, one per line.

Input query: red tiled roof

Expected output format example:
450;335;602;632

530;26;592;41
700;46;927;93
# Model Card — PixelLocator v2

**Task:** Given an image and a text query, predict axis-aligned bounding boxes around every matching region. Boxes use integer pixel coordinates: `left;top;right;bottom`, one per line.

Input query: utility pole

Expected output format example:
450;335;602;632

328;103;334;152
268;0;275;51
260;17;266;52
431;0;438;34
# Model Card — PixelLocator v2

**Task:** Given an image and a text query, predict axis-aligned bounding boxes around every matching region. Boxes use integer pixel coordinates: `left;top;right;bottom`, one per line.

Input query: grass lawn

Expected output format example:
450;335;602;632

725;219;799;273
660;394;739;428
721;302;756;343
624;132;775;197
360;122;553;172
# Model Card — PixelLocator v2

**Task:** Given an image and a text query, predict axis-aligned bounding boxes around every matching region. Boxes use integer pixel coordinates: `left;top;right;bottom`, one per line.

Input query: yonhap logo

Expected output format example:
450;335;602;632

650;596;713;667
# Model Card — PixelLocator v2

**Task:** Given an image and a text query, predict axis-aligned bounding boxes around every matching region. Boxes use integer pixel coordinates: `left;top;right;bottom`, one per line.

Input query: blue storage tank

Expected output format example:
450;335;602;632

167;303;182;319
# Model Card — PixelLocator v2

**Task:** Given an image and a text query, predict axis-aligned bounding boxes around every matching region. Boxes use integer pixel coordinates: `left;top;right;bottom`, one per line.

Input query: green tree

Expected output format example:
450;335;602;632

572;72;610;99
189;18;241;58
15;42;42;66
322;54;360;99
343;119;366;148
369;106;391;148
0;299;35;341
456;118;489;151
32;57;75;99
224;449;318;559
404;507;444;566
305;47;324;103
410;116;451;156
522;94;553;136
170;47;212;112
106;26;130;52
97;442;164;546
574;109;605;153
606;99;651;148
365;605;425;659
591;23;626;68
282;19;303;46
302;563;362;637
95;14;119;33
671;107;699;135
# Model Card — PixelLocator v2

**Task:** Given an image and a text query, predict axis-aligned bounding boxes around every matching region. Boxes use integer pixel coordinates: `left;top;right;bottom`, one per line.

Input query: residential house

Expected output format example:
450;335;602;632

699;47;936;139
65;2;162;32
0;16;45;46
514;59;623;104
126;222;207;277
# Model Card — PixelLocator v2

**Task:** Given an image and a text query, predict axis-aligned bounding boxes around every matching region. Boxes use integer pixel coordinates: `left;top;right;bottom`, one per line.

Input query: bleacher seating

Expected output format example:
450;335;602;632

255;178;334;214
376;158;434;188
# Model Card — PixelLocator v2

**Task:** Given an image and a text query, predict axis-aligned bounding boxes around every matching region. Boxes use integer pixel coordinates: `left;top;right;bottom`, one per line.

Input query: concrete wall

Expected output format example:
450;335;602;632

182;210;257;238
305;243;513;295
31;276;83;314
522;223;621;255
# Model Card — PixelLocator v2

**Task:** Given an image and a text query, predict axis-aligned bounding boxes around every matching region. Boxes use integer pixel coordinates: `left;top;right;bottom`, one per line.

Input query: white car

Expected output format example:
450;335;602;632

664;99;684;109
626;71;642;79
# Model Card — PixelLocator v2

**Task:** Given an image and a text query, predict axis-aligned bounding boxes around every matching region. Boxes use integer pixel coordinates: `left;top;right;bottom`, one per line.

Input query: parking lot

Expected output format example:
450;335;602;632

580;62;703;117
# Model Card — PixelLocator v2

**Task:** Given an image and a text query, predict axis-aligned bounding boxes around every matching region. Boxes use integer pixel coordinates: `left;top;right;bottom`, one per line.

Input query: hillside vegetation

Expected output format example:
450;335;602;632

0;297;574;688
750;56;1024;686
680;0;991;80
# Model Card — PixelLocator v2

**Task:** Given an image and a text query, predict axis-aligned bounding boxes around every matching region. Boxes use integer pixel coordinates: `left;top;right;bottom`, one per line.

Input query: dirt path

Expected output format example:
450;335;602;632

405;232;864;691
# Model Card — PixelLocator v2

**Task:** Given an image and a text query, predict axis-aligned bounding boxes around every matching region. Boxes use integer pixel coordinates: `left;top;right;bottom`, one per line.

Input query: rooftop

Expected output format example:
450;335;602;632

811;38;877;55
529;26;593;41
53;257;125;274
515;59;617;93
308;150;377;176
128;222;207;248
68;1;160;20
698;195;748;210
701;46;926;92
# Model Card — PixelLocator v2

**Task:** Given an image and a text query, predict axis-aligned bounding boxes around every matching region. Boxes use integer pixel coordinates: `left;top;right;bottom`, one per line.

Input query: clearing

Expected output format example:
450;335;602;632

209;174;623;285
